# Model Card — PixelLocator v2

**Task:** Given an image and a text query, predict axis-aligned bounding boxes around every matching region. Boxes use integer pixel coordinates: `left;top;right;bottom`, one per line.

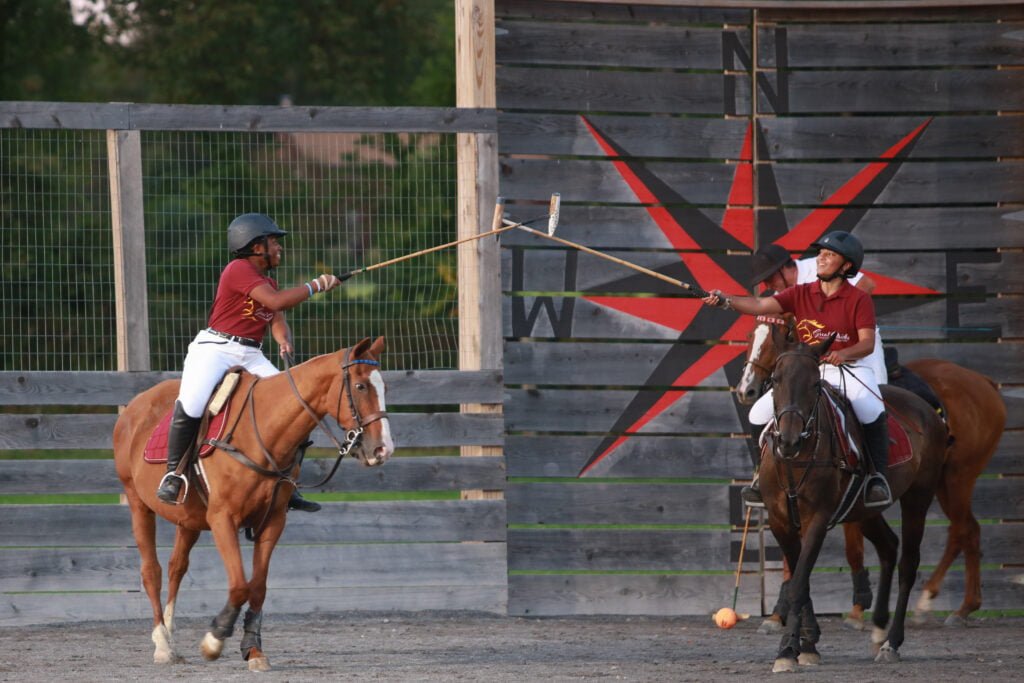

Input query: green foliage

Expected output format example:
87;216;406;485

85;0;456;106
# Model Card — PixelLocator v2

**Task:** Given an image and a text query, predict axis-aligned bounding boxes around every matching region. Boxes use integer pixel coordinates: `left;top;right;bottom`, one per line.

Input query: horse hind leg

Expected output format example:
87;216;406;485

123;488;182;665
858;515;898;655
919;484;982;627
161;526;202;649
841;523;872;631
945;512;982;627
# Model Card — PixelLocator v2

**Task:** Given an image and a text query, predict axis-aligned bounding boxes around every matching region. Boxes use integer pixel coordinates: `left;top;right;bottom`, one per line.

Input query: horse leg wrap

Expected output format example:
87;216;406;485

771;579;791;625
799;600;820;645
240;609;263;660
852;568;873;610
210;603;242;640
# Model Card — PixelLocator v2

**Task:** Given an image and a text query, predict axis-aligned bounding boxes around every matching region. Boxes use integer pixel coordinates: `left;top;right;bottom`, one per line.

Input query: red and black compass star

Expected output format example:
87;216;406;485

576;115;937;477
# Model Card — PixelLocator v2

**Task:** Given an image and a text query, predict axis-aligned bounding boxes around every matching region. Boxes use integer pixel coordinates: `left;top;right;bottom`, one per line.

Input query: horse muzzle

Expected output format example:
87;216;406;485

736;383;763;406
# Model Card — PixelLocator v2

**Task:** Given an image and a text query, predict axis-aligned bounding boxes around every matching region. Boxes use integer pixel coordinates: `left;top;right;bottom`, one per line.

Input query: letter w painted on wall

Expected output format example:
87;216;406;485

510;247;578;338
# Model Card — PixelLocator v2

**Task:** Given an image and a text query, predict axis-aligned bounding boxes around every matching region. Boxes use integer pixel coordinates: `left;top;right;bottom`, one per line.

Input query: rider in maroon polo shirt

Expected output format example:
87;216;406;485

156;214;341;511
704;232;892;508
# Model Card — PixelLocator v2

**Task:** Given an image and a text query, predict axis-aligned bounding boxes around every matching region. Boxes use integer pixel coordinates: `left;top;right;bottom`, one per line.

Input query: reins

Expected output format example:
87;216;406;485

205;347;388;539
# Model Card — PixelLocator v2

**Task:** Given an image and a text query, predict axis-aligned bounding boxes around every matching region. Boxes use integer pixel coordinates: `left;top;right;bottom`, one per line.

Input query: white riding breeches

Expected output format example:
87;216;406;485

748;360;885;426
176;329;279;418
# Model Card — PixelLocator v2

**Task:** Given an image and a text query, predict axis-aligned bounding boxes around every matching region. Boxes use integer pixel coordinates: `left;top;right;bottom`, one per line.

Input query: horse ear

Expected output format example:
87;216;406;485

350;337;372;358
369;336;385;358
815;332;838;357
784;315;797;343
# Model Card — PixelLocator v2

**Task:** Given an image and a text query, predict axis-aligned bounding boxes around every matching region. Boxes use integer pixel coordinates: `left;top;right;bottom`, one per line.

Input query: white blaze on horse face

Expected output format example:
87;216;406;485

369;369;395;458
738;323;771;397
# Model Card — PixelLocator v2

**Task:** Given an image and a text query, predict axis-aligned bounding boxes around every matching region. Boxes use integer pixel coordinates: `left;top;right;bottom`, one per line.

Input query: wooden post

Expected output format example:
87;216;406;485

107;129;150;372
456;0;502;501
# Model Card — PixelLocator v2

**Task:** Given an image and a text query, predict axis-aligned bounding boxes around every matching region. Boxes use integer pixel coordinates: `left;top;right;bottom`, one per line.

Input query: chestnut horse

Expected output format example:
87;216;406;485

762;333;946;671
738;315;1006;628
113;337;394;671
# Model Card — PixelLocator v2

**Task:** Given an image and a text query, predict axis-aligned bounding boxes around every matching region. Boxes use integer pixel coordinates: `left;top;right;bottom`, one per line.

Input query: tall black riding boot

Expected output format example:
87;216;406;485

862;413;893;508
740;422;766;508
156;401;203;504
288;490;321;513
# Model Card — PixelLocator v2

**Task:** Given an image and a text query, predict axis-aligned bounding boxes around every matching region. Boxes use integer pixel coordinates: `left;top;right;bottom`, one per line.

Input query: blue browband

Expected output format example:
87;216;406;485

347;359;379;366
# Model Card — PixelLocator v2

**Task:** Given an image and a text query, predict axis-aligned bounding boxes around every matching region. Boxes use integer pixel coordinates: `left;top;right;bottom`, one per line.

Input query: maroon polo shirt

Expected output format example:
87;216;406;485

772;280;876;352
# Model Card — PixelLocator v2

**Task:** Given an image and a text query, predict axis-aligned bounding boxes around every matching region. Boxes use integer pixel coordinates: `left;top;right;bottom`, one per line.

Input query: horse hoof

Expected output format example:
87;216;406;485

153;650;185;665
843;615;867;631
772;657;798;673
944;613;968;628
248;656;271;672
911;610;929;626
797;652;821;666
874;643;901;663
758;618;783;635
200;632;224;661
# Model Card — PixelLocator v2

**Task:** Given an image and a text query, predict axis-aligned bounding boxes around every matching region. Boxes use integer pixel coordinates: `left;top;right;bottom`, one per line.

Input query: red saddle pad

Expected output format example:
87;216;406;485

143;408;229;464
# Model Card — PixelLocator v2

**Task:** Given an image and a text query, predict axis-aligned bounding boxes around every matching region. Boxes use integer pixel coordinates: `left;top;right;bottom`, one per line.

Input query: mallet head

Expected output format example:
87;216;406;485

491;196;506;232
547;193;561;236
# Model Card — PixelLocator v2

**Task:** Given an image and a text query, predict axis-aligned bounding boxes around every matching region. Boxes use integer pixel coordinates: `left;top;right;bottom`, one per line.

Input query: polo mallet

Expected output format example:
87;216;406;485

502;216;710;298
334;193;561;280
732;505;754;612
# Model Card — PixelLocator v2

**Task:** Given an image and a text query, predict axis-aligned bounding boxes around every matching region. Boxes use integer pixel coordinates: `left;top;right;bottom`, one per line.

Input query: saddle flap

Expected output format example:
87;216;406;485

142;370;244;464
887;415;913;467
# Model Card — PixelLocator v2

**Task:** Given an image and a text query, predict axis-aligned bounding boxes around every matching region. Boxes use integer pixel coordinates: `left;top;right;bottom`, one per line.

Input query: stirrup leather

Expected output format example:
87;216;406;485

157;471;189;505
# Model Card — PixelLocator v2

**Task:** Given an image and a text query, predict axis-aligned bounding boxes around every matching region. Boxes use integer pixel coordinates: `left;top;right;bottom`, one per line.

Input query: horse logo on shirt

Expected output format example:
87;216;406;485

797;318;851;346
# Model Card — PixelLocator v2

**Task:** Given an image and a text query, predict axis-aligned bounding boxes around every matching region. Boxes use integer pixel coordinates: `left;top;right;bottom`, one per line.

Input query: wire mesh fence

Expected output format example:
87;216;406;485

2;127;461;372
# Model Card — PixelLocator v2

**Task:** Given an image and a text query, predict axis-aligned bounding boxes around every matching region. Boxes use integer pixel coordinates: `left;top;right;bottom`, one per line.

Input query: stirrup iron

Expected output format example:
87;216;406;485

157;472;188;505
863;473;892;508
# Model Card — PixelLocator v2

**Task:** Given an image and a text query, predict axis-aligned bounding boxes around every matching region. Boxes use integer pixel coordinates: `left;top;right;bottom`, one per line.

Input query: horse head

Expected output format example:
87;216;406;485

769;333;832;460
737;312;796;405
335;336;394;467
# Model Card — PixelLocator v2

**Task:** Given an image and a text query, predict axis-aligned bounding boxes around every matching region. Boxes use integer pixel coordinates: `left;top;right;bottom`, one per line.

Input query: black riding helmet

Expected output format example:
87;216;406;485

811;231;864;278
749;243;794;287
227;213;287;258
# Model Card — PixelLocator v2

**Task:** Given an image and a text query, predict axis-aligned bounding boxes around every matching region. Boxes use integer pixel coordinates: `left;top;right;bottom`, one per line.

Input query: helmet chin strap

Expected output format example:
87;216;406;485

817;261;851;282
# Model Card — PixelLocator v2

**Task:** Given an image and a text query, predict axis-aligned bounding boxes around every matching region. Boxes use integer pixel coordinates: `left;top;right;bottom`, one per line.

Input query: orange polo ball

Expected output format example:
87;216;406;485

714;607;738;629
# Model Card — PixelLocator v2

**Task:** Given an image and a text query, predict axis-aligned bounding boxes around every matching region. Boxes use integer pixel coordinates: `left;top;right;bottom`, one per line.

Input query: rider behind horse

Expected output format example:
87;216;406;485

156;213;342;511
742;239;886;505
704;231;892;507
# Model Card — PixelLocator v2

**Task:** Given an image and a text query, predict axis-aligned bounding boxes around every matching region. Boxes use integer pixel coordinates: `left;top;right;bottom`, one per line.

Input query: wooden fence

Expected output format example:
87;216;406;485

496;0;1024;616
0;369;506;626
0;97;505;623
3;1;1024;626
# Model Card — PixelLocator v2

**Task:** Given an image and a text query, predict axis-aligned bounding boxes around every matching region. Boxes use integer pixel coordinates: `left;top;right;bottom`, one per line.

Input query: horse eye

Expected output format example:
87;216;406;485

355;383;367;391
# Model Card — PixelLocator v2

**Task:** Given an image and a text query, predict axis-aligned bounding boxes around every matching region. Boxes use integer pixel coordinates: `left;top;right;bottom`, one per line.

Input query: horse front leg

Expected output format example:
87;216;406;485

201;515;249;662
239;510;287;672
842;522;872;631
758;556;790;635
771;517;827;673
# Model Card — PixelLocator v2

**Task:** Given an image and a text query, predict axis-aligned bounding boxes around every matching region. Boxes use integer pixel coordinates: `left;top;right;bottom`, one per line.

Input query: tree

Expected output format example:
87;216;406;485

0;0;104;100
87;0;456;106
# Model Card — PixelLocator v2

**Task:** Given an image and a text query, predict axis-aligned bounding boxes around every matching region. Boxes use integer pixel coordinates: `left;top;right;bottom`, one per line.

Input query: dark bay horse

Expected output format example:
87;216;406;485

113;337;393;671
761;333;946;671
738;315;1007;628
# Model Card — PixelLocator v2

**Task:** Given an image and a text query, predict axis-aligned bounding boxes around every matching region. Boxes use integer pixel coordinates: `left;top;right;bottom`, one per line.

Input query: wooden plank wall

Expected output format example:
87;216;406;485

0;369;507;626
496;0;1024;617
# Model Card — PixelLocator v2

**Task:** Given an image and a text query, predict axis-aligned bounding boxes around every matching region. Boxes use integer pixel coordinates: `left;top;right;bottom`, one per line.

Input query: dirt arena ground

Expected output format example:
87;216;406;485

0;611;1021;682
